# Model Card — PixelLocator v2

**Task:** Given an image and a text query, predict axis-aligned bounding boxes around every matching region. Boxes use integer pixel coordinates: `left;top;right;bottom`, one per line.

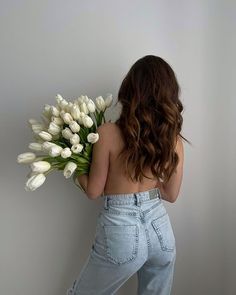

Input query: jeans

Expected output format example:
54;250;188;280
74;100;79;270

66;187;176;295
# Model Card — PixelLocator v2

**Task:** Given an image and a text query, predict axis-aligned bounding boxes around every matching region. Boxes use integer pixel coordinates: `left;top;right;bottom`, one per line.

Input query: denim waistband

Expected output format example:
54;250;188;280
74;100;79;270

101;187;162;208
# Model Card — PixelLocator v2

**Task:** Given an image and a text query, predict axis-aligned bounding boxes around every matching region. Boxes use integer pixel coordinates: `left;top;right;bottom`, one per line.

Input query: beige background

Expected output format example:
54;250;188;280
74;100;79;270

0;0;235;294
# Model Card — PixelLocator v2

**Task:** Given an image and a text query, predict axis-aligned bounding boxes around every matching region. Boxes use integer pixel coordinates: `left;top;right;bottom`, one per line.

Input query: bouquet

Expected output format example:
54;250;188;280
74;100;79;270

16;93;113;192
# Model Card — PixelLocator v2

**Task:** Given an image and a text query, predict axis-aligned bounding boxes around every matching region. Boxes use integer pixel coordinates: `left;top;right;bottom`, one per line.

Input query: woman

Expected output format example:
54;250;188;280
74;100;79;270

67;55;190;295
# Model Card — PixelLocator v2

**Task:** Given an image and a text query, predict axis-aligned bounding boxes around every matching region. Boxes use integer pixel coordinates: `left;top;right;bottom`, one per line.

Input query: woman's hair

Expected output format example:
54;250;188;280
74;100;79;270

114;55;191;184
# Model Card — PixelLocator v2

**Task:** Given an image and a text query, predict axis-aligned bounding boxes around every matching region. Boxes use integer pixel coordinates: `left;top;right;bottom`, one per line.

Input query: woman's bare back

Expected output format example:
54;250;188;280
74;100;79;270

103;123;163;195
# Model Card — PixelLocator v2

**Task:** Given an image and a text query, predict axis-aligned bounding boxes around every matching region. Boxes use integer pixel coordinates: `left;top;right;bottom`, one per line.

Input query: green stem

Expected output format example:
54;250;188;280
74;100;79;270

44;168;55;176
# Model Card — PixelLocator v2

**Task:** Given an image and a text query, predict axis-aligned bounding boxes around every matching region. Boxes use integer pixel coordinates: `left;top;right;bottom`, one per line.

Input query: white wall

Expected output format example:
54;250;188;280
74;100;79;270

0;1;235;294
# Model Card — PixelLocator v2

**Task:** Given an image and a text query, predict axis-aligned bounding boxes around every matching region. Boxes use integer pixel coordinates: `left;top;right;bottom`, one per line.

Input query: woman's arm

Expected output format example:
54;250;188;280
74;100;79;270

75;123;111;199
76;174;89;193
161;136;184;203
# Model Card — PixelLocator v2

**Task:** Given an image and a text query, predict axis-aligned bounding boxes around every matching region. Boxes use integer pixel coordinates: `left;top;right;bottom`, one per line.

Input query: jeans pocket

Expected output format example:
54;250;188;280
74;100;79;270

151;213;176;252
103;224;139;265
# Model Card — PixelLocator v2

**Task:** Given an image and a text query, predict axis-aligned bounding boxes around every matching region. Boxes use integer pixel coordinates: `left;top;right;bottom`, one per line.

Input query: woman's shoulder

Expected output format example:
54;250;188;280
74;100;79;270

95;122;120;148
96;122;120;135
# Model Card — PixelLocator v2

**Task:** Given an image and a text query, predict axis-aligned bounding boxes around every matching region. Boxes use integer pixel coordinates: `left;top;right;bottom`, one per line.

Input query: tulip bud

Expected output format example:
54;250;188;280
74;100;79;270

62;112;73;124
17;152;36;164
39;131;53;141
49;145;63;157
71;105;81;120
69;121;80;133
63;161;77;178
55;94;64;104
70;133;80;145
87;99;96;113
59;99;69;110
66;102;74;113
77;95;84;105
51;106;60;117
25;173;46;191
80;102;89;115
62;127;74;140
61;147;72;158
87;132;99;144
71;143;83;154
28;143;43;151
30;161;51;173
48;122;61;135
95;96;106;112
42;141;57;152
43;104;52;118
83;95;90;103
31;123;44;134
82;115;93;128
51;116;64;125
104;93;113;108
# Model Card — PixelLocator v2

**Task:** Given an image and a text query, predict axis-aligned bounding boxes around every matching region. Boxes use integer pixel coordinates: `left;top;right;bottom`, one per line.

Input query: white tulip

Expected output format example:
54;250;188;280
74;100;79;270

87;99;96;113
42;141;57;151
31;161;51;173
51;116;64;125
71;143;83;154
59;99;69;110
77;95;85;105
48;122;61;135
104;93;113;108
70;133;80;145
51;106;60;117
55;94;64;104
17;152;36;164
66;102;74;113
95;96;106;112
84;95;90;103
71;105;81;120
28;142;43;151
62;127;74;140
31;123;44;134
63;161;77;178
61;147;72;158
73;100;79;107
82;115;93;128
43;104;52;118
62;112;73;124
69;121;80;133
87;132;99;144
76;112;84;125
80;102;89;115
49;145;63;157
25;173;46;191
39;131;53;141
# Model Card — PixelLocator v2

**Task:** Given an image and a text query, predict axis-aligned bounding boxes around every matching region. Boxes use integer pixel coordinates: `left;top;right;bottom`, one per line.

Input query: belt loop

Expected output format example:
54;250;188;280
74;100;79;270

104;196;108;209
156;187;162;200
134;193;141;207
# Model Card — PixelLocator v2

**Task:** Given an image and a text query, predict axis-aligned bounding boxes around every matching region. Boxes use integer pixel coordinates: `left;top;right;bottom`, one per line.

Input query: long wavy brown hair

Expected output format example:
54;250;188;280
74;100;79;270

114;55;191;184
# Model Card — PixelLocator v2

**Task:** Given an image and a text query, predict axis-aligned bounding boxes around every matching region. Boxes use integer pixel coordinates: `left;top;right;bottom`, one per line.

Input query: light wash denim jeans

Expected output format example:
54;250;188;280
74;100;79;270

66;187;176;295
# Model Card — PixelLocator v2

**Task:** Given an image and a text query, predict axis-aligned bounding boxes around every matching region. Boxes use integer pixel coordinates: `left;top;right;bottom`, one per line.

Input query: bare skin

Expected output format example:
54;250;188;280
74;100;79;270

77;122;184;203
103;123;163;195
